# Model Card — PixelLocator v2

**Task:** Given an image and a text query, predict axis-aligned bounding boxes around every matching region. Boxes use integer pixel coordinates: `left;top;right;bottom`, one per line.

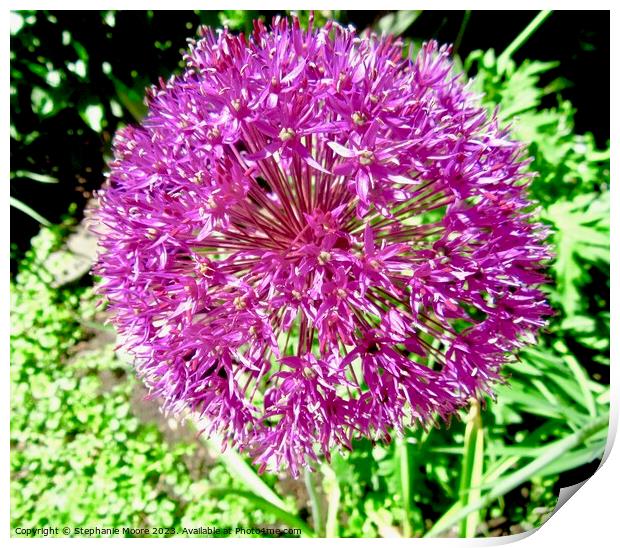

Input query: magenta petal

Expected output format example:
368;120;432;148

91;17;551;477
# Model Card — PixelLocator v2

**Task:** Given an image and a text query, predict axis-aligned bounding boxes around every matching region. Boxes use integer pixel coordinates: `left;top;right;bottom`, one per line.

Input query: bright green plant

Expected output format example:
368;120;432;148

11;227;309;537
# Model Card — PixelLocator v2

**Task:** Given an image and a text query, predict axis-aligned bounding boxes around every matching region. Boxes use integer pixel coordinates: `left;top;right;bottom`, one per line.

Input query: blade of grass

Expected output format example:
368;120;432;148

493;385;562;419
453;10;471;56
498;10;552;67
304;468;324;537
531;379;560;407
398;437;413;537
458;399;484;537
547;372;595;415
203;434;287;511
208;488;315;537
321;463;341;538
431;417;574;532
10;196;51;226
495;383;586;423
425;413;609;537
555;341;597;417
428;454;521;536
541;440;607;476
11;170;59;183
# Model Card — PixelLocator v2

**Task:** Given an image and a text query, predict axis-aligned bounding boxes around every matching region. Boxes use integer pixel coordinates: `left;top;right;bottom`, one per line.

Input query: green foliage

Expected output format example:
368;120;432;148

465;49;609;205
10;228;299;537
544;192;609;322
10;10;610;540
9;10;262;234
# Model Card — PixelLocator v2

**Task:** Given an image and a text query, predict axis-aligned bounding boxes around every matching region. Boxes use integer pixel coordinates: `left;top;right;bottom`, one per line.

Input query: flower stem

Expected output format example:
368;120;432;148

398;437;414;537
458;399;485;538
453;10;471;56
322;463;341;538
498;10;552;66
304;468;324;537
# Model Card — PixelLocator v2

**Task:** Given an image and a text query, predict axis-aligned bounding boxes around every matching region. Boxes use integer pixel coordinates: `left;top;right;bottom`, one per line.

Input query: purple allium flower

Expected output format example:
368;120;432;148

92;16;551;476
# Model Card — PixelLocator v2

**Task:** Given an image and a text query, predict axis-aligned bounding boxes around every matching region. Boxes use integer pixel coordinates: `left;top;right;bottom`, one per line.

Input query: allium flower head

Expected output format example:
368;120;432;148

92;16;551;476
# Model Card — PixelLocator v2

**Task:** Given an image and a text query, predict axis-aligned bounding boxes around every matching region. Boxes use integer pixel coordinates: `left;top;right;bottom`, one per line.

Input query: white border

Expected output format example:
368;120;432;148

4;4;616;546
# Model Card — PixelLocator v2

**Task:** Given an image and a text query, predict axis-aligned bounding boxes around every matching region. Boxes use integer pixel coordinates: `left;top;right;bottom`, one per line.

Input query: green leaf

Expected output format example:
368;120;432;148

108;75;148;121
304;468;324;537
375;11;421;36
554;341;597;417
540;440;606;476
10;196;51;226
30;87;55;117
208;488;314;537
458;400;484;537
11;170;59;183
203;434;287;512
425;414;609;537
397;437;413;537
80;103;105;133
321;463;341;538
544;192;609;316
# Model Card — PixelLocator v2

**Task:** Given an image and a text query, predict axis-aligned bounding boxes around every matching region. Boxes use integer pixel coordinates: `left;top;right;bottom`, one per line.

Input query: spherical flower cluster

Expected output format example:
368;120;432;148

92;16;551;476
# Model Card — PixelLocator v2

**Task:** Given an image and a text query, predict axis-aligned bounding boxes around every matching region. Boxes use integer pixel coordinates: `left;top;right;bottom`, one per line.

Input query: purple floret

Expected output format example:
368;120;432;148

91;15;551;477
